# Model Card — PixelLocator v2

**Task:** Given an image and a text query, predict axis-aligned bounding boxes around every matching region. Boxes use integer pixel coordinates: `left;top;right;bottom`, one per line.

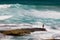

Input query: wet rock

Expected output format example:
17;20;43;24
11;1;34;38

0;28;46;36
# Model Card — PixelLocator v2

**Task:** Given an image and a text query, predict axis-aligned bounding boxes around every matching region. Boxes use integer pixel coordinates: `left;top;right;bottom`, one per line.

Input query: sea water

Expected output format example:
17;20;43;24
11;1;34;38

0;4;60;40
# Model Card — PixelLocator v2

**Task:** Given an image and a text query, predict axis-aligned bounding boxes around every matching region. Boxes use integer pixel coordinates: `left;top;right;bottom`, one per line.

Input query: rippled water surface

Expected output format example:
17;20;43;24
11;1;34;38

0;4;60;40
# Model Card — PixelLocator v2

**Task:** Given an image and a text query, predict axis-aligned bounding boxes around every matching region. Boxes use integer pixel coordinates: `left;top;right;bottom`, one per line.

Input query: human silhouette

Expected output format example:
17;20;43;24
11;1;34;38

42;24;44;28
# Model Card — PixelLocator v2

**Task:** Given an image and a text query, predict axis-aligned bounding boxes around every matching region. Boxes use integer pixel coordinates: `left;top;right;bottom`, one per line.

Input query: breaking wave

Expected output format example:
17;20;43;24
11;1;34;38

0;4;60;27
0;4;11;8
0;4;60;40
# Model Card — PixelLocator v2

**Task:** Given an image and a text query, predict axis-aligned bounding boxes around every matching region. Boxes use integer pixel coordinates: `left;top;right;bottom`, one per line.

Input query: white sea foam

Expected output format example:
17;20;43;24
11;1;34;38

30;9;60;19
0;4;60;19
0;15;13;20
0;23;60;39
0;4;11;9
0;4;60;39
30;22;60;39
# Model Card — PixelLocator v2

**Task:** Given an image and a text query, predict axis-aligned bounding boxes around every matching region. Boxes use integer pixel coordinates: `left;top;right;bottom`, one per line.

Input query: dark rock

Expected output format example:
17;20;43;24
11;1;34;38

0;28;46;36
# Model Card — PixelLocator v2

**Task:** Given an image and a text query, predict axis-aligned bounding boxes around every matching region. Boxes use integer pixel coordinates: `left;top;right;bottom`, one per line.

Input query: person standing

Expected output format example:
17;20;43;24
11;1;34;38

42;24;44;28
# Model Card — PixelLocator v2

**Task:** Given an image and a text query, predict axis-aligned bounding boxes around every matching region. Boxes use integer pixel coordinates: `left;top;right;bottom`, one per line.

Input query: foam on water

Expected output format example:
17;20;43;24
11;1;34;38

0;4;60;40
31;9;60;19
0;23;60;39
0;4;11;9
0;15;13;20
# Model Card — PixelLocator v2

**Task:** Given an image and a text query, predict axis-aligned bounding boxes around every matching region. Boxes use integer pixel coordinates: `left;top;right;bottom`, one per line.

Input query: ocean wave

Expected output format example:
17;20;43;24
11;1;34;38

0;15;13;20
0;4;11;9
0;4;60;19
6;4;60;19
0;4;60;40
30;9;60;19
0;4;60;30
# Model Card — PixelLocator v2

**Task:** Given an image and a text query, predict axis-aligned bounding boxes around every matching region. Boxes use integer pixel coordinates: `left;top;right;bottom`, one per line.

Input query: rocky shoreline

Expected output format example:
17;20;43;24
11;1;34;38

0;28;46;36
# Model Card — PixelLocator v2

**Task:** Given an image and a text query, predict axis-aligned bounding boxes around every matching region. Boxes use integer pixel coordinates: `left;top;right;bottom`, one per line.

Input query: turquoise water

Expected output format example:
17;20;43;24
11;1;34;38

0;4;60;27
0;4;60;40
0;0;60;5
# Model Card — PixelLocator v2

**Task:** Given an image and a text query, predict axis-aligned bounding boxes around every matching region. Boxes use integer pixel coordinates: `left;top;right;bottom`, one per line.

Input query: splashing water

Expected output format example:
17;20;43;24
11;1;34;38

0;4;60;40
